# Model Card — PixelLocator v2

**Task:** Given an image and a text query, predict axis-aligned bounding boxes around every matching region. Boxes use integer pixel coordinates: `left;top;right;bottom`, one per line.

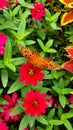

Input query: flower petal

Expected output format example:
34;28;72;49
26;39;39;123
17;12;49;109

62;60;73;73
59;0;73;6
68;2;73;8
61;11;73;26
65;44;73;58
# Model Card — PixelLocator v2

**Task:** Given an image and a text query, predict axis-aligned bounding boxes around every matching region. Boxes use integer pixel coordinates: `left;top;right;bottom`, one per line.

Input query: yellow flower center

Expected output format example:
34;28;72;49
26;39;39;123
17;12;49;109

29;69;34;75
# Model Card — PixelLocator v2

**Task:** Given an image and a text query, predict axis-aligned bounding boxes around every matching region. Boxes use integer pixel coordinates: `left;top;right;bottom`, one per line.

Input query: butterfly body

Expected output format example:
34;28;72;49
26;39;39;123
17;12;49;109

18;44;62;70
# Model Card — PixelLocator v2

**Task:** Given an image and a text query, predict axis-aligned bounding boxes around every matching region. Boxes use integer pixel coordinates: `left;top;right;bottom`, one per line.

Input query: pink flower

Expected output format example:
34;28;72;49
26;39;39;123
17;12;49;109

31;2;46;21
0;33;7;56
0;33;7;46
0;122;8;130
0;46;4;55
22;90;48;116
19;62;44;86
24;128;28;130
0;0;10;9
0;92;21;122
68;94;73;104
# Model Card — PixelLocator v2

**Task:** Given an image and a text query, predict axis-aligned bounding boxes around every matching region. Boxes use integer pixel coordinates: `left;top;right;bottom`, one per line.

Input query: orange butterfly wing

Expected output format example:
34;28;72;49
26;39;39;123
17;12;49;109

18;44;62;70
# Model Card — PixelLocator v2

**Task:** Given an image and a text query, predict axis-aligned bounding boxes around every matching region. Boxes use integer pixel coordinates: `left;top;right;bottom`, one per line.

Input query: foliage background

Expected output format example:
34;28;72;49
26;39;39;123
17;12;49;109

0;0;73;130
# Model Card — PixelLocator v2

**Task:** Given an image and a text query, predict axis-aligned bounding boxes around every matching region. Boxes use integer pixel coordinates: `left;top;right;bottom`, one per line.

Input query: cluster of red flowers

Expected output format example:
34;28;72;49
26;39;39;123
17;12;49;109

0;92;21;122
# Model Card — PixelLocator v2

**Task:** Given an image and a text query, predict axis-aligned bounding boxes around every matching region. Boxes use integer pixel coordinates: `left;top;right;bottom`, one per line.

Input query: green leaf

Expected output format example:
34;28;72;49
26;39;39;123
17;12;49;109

1;69;8;88
12;57;26;66
37;39;45;50
4;39;12;64
19;115;29;130
0;107;4;112
0;60;5;68
45;39;53;48
59;78;64;88
25;40;36;45
0;22;17;30
58;106;63;117
62;88;73;94
0;89;3;94
52;86;62;94
7;78;24;94
12;5;21;16
48;12;61;22
49;119;63;126
18;0;33;8
69;104;73;108
59;95;67;108
46;125;53;130
37;30;46;40
36;116;48;125
6;63;16;72
61;112;73;120
28;116;35;128
11;102;24;116
47;108;55;119
46;48;57;53
50;22;61;30
0;97;8;105
63;119;73;130
18;9;30;36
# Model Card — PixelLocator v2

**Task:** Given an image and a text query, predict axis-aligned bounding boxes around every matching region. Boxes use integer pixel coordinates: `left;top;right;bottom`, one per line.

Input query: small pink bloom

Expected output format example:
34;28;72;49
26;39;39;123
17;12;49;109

31;2;46;21
0;33;7;46
68;94;73;104
19;62;44;86
22;90;48;116
0;46;4;55
0;0;10;9
47;95;54;106
53;100;59;108
0;122;8;130
24;128;28;130
0;92;21;122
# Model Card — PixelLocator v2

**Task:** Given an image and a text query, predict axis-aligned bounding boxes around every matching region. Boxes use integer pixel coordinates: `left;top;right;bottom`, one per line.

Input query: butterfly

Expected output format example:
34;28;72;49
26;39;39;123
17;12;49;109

18;44;62;70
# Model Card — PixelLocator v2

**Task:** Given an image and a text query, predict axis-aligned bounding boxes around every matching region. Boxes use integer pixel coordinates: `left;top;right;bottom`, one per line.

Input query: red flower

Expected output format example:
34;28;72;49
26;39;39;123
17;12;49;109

19;62;44;86
31;2;46;21
0;122;8;130
68;94;73;104
0;0;10;9
0;92;21;122
22;90;48;116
